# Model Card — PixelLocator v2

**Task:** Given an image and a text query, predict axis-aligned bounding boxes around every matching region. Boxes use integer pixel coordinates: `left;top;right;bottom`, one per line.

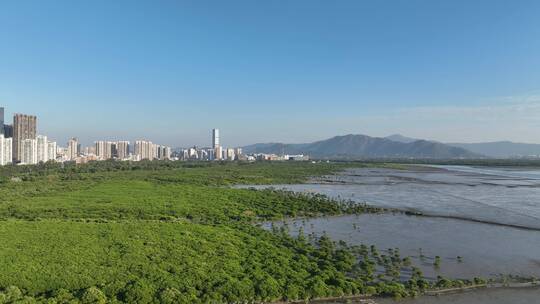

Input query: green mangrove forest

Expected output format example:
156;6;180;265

0;160;480;303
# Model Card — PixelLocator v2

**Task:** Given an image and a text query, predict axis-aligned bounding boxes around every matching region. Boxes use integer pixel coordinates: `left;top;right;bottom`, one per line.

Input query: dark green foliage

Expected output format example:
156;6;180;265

0;161;471;303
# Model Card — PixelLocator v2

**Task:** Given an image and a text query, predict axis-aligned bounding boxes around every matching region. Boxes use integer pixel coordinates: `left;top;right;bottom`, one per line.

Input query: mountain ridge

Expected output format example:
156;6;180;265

243;134;481;159
447;141;540;158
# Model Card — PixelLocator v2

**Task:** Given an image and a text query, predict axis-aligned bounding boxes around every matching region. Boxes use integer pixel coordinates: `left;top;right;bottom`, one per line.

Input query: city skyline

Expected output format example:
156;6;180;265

0;105;259;165
2;1;540;145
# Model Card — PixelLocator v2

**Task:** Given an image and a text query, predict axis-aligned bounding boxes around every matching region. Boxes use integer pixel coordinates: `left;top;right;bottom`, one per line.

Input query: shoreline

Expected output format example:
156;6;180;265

244;183;540;232
270;282;540;304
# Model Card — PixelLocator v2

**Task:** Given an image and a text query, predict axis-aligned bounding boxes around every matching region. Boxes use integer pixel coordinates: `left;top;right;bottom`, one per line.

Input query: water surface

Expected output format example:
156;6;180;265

254;166;540;230
252;165;540;302
267;213;540;280
377;287;540;304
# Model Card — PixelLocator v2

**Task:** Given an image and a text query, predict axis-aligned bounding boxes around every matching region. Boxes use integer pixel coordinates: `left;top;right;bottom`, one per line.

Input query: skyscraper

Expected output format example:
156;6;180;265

95;141;106;160
3;125;13;138
163;146;171;160
47;141;57;162
116;141;130;159
36;135;48;163
0;107;4;136
134;140;153;160
228;148;238;161
212;128;220;149
13;114;37;162
20;138;37;165
67;138;79;160
214;146;223;161
0;134;12;166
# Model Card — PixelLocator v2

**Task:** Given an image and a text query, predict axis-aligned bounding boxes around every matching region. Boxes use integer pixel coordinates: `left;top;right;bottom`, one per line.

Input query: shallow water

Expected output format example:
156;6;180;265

317;287;540;304
251;165;540;303
251;166;540;230
265;213;540;280
377;287;540;304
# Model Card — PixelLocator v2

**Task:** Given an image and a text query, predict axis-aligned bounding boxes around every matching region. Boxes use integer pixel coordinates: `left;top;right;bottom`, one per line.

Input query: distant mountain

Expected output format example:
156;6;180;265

385;134;420;143
448;141;540;158
243;134;481;159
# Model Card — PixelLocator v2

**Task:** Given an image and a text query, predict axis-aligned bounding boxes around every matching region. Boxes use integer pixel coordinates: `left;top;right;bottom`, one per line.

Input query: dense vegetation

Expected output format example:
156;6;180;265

0;160;469;303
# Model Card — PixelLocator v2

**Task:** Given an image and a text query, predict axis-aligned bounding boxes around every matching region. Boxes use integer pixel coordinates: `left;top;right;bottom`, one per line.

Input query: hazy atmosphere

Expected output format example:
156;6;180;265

2;0;540;146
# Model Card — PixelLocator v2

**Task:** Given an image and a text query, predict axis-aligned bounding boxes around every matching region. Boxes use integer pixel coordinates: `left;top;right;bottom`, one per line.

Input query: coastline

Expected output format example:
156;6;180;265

270;282;540;304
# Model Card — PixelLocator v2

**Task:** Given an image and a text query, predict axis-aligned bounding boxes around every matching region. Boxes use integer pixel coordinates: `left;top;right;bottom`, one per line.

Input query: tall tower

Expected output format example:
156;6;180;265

67;138;79;160
13;114;37;163
212;128;220;149
21;138;38;165
0;107;4;135
36;135;48;163
0;134;12;165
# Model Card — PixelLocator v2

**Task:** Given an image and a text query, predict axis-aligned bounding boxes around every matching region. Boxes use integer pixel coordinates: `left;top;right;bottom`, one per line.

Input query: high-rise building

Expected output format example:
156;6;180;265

20;138;37;165
3;125;13;138
82;146;95;156
152;143;159;160
0;134;12;165
156;145;171;160
96;140;129;160
116;141;130;159
95;141;106;159
67;137;79;160
36;135;48;163
13;114;37;162
226;148;235;161
0;107;4;136
214;146;223;160
47;141;57;162
134;140;153;160
163;146;171;160
212;128;220;149
235;148;243;159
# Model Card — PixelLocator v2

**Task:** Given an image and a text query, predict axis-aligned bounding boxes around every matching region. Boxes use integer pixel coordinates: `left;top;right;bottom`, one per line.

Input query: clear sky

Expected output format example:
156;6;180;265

1;0;540;147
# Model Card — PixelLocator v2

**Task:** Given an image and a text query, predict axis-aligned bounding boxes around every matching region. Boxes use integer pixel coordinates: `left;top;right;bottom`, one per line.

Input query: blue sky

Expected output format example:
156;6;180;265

1;0;540;147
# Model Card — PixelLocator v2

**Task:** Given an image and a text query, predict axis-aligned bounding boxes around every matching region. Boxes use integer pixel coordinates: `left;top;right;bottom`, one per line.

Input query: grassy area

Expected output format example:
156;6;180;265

0;161;440;303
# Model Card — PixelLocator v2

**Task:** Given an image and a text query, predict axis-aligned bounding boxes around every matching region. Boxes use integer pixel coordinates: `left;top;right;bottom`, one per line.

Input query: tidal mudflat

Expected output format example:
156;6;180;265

262;165;540;230
251;165;540;302
377;286;540;304
264;213;540;280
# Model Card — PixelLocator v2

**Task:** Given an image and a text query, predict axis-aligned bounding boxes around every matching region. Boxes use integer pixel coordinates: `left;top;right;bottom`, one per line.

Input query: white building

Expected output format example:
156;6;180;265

226;148;235;161
47;141;57;162
36;135;48;163
134;140;153;160
95;141;106;160
214;146;223;160
21;138;38;165
95;141;115;160
0;134;12;166
67;138;79;161
163;146;171;160
152;143;159;160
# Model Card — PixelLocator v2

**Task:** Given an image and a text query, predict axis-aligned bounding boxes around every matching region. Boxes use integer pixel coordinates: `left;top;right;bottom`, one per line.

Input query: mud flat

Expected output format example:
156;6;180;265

252;165;540;302
250;165;540;230
265;213;540;280
377;286;540;304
